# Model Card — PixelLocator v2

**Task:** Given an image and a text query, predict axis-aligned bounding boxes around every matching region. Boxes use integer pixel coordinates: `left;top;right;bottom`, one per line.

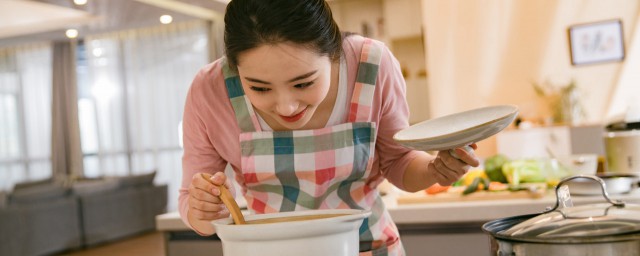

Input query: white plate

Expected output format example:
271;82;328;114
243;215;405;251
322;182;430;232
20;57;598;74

393;105;519;151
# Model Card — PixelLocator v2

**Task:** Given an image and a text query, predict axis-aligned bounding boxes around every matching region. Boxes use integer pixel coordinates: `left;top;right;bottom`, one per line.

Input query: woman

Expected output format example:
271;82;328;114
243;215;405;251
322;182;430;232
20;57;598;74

179;0;479;255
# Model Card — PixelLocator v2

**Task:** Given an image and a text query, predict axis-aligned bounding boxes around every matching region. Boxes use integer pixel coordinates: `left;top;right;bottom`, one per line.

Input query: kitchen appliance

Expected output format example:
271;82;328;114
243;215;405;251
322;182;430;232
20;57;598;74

482;175;640;256
604;125;640;175
212;209;370;256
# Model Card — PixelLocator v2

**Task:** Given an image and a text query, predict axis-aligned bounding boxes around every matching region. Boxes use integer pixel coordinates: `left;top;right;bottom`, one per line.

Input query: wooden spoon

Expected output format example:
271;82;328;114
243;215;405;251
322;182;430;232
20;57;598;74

201;173;246;225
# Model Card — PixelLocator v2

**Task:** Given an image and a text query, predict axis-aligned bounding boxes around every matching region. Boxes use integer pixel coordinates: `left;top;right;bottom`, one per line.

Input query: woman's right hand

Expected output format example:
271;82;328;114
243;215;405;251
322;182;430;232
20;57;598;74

188;172;231;222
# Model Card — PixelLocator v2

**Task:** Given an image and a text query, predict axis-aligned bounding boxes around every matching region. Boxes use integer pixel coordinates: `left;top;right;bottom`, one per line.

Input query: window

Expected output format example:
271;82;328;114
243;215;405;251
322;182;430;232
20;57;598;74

77;21;209;210
0;44;53;191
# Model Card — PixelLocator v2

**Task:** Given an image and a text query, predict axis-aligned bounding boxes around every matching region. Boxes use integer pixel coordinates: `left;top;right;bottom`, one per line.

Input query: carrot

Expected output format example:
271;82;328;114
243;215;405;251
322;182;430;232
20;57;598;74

488;182;509;191
425;183;450;195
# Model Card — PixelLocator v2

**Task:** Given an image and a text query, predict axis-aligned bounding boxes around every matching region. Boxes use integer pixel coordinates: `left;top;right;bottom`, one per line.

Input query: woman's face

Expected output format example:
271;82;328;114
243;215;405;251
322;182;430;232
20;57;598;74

236;42;333;130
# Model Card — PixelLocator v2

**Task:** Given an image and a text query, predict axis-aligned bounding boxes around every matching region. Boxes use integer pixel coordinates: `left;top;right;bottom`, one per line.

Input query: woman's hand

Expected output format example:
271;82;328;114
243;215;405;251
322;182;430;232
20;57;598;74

187;172;232;223
426;143;480;186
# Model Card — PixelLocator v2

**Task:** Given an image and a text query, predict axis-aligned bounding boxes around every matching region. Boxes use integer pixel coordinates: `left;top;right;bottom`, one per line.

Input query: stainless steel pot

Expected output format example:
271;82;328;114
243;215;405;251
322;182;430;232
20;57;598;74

483;175;640;256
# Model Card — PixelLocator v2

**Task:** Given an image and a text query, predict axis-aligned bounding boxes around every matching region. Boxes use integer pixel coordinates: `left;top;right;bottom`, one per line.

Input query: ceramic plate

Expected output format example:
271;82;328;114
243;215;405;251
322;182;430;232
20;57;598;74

393;105;519;151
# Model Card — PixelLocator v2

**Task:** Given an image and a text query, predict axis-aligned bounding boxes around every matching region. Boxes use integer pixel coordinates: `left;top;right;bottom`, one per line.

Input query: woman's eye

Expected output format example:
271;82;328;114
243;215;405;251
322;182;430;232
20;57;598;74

294;82;314;89
250;86;270;92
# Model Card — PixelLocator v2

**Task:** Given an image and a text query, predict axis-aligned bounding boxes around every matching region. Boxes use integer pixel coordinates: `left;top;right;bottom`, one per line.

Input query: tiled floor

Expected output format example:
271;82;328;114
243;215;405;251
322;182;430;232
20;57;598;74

60;231;164;256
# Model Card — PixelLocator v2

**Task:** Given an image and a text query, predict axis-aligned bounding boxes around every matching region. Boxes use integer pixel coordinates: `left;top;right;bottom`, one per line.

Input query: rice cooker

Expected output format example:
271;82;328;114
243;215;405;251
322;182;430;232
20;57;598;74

604;120;640;174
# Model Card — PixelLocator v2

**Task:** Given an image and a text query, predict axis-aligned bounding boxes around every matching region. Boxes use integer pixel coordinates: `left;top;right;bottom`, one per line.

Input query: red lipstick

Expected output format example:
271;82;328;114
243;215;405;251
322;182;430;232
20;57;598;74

280;108;307;123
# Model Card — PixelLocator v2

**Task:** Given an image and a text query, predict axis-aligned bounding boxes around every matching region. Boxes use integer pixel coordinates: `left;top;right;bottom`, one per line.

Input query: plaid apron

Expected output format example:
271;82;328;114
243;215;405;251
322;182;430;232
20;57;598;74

223;39;403;256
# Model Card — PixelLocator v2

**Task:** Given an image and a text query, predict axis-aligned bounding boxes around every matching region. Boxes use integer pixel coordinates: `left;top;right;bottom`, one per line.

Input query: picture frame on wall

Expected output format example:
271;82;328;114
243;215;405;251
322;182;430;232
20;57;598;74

568;19;625;66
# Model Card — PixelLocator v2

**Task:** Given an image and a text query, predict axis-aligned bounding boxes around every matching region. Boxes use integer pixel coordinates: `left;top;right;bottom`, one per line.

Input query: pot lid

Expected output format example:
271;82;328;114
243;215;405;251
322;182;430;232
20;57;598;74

499;175;640;239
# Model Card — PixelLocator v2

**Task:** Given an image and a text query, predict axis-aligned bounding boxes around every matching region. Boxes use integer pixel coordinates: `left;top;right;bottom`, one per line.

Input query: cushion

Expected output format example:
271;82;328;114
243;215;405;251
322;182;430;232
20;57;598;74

13;178;54;190
71;178;120;196
117;171;156;188
9;183;69;204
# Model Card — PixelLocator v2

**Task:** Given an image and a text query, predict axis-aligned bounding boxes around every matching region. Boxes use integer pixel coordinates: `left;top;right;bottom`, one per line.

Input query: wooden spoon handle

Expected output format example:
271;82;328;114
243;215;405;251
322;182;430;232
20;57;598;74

200;173;246;225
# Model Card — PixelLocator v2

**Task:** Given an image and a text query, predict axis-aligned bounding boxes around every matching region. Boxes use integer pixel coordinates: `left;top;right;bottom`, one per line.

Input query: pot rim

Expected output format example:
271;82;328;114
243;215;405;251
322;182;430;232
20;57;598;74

605;129;640;137
482;213;640;244
212;208;371;227
482;175;640;243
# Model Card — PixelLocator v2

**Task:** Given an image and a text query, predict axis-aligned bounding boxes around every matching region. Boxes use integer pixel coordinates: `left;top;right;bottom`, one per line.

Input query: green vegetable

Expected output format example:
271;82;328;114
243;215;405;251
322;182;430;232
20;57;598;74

462;177;480;195
482;177;490;191
484;154;509;183
501;159;547;187
462;177;492;195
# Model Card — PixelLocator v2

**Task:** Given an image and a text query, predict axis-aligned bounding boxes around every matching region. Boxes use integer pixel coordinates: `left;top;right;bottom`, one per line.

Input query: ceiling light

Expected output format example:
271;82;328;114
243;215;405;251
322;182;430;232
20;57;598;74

74;0;88;5
65;29;79;39
159;15;173;24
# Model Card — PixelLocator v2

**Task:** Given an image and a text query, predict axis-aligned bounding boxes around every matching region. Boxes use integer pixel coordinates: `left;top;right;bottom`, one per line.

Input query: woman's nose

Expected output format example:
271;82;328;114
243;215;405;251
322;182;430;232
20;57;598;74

275;95;298;116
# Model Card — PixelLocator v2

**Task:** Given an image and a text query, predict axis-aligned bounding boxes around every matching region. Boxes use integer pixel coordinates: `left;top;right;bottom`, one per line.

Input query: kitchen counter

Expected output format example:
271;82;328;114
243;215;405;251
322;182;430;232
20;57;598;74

156;188;640;256
386;188;640;224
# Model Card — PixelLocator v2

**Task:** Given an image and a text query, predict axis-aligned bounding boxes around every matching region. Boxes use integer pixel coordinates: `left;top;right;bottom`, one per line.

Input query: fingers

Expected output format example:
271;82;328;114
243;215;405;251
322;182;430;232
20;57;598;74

188;172;231;221
189;204;230;220
430;156;467;185
450;144;480;167
429;144;481;185
428;160;457;186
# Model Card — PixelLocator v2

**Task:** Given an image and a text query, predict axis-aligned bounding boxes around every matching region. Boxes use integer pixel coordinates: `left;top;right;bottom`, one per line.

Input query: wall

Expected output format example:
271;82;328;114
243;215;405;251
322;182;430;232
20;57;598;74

329;0;384;39
422;0;640;157
329;0;430;123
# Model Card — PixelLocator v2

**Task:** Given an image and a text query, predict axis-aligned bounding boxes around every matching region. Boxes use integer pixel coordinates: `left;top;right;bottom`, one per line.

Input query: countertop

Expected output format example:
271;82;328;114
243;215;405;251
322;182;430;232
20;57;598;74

156;188;640;231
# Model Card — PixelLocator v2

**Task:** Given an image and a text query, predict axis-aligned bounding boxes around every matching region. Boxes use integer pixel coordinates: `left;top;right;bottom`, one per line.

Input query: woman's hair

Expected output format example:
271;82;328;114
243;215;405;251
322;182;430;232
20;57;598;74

224;0;342;70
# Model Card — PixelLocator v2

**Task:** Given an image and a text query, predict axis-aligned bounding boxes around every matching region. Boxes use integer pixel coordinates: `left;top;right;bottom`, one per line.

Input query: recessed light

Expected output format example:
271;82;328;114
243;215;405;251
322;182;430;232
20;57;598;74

160;15;173;24
74;0;88;5
65;29;79;39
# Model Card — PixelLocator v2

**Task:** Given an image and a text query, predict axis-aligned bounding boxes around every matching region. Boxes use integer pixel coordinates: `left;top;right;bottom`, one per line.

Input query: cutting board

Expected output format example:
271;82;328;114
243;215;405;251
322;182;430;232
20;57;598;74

396;188;546;204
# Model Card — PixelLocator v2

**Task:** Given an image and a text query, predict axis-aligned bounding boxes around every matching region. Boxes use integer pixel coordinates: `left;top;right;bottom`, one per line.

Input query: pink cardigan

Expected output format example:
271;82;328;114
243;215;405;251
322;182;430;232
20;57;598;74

179;35;421;231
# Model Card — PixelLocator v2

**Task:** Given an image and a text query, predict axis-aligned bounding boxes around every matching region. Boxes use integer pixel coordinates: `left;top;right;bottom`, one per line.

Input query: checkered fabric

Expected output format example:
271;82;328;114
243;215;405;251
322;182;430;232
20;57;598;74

223;39;403;255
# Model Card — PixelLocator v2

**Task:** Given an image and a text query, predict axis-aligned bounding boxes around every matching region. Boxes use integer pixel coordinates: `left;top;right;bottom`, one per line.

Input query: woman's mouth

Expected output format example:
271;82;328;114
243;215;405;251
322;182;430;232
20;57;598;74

280;108;307;123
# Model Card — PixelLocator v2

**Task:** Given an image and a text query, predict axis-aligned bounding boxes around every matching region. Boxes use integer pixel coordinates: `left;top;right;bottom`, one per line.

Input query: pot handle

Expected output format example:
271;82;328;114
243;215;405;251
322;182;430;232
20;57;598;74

544;175;625;213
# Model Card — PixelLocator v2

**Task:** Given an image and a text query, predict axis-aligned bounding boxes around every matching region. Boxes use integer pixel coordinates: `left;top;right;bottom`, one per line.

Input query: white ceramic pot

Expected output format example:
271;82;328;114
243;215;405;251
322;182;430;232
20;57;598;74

212;209;370;256
604;130;640;174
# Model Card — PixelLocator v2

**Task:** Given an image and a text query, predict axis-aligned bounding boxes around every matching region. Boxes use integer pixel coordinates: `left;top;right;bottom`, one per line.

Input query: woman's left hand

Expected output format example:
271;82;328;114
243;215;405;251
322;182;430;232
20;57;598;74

426;143;480;186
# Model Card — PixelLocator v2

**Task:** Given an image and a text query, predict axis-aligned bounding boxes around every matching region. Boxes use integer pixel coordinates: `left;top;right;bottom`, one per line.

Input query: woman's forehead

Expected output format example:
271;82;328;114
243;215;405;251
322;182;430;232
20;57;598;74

238;42;324;65
237;43;330;80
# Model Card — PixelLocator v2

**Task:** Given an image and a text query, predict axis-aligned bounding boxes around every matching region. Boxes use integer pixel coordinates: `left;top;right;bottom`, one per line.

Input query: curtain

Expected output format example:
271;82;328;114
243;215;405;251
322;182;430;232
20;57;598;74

51;41;83;180
0;43;52;191
78;20;210;210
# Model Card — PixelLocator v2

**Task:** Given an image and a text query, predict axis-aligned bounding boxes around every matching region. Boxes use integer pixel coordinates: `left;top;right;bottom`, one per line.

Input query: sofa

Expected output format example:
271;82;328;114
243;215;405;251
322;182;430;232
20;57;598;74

0;172;168;256
0;181;82;256
76;173;168;247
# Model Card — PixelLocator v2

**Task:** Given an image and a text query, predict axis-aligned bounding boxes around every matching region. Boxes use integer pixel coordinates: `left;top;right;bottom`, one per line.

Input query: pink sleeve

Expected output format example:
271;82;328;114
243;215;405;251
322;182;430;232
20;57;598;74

178;64;230;235
372;41;422;190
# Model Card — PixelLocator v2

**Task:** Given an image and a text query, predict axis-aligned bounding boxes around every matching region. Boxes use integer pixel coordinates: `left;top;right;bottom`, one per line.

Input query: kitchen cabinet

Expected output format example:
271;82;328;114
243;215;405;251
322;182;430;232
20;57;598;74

400;224;490;256
496;125;606;159
382;0;423;40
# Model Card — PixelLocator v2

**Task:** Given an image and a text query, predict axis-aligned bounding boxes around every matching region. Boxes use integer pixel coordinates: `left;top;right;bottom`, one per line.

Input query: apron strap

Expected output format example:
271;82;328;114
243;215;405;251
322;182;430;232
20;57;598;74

348;39;383;123
222;59;261;133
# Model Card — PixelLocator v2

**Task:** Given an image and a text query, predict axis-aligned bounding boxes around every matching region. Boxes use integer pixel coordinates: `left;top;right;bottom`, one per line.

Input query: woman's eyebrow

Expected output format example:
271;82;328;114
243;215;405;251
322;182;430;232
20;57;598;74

243;70;317;85
287;70;317;83
244;77;270;84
